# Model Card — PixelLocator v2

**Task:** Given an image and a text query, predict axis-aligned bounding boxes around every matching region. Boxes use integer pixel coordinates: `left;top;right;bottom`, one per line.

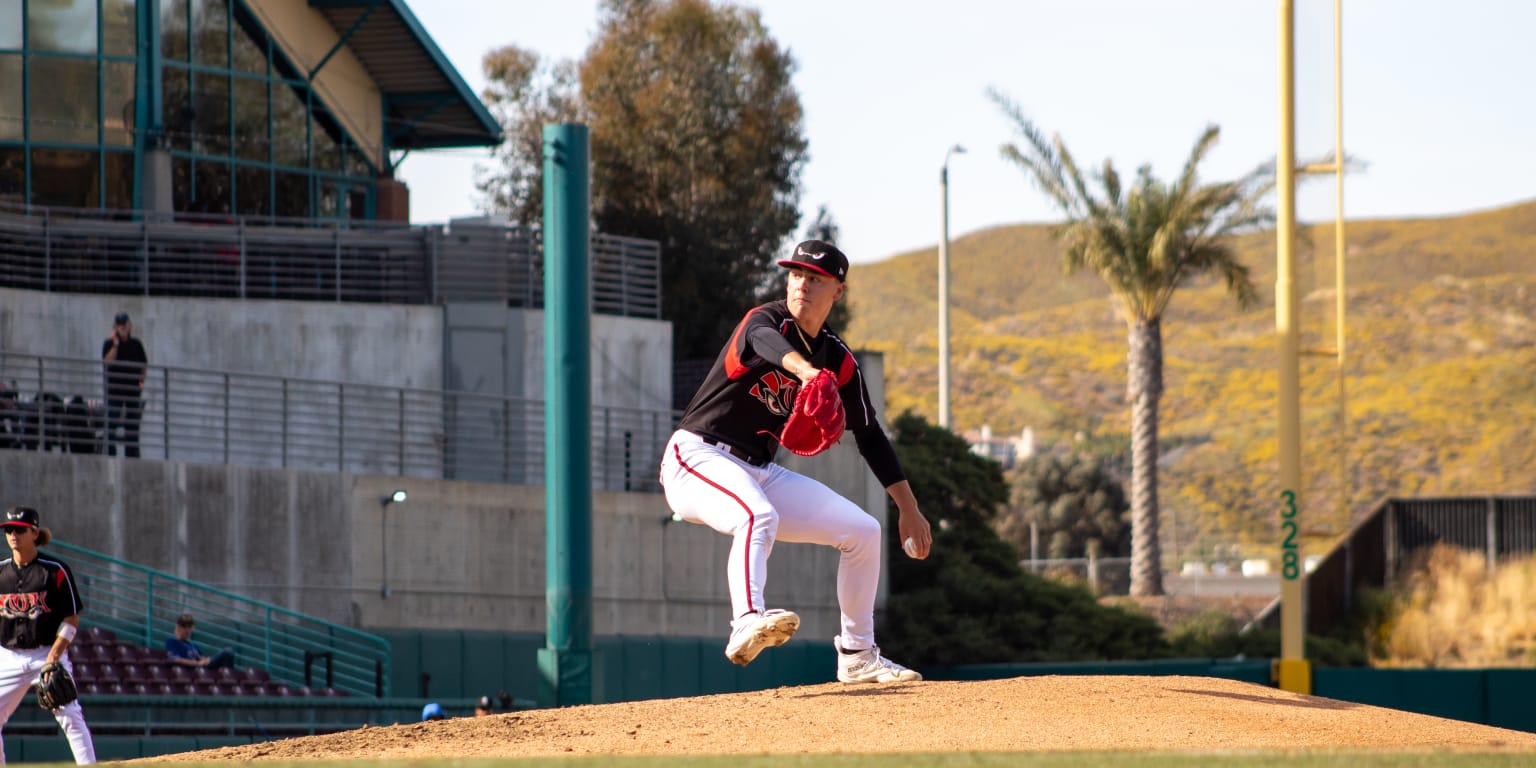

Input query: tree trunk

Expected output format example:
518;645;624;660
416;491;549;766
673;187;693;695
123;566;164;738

1127;317;1164;596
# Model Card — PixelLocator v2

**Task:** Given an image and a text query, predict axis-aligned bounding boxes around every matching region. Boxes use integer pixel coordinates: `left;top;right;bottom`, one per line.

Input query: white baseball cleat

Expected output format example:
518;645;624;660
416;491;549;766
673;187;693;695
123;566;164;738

834;636;922;683
724;609;800;666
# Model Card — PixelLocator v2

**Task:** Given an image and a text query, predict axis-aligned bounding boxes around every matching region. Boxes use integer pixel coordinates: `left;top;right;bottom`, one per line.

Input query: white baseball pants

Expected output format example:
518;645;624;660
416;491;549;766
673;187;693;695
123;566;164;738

0;647;95;764
660;430;883;651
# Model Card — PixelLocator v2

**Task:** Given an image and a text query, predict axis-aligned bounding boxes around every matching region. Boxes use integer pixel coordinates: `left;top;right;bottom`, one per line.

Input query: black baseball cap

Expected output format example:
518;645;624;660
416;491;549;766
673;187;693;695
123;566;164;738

114;312;131;324
3;506;39;530
777;240;849;283
477;695;493;709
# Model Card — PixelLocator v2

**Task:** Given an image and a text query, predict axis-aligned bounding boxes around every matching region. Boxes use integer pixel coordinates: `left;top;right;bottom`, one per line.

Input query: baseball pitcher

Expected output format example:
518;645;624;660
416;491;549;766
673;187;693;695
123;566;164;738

659;240;932;683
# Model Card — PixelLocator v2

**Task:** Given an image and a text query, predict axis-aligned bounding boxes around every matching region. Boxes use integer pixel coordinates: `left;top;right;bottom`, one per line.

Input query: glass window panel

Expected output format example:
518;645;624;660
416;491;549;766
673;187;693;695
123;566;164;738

317;178;337;218
345;146;371;178
172;154;190;211
103;0;136;57
0;0;21;50
231;14;265;75
103;60;135;146
0;54;20;141
0;146;23;204
271;81;307;168
235;164;268;215
29;55;97;144
162;65;191;150
193;158;229;213
160;0;188;61
28;0;98;54
232;76;267;162
273;171;308;218
192;0;228;69
30;148;98;207
311;118;341;172
192;72;229;155
105;151;133;209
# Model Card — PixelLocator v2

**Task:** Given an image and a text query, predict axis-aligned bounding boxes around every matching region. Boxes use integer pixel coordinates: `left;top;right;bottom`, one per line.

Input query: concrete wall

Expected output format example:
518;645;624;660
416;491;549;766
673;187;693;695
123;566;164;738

0;444;888;642
0;288;442;390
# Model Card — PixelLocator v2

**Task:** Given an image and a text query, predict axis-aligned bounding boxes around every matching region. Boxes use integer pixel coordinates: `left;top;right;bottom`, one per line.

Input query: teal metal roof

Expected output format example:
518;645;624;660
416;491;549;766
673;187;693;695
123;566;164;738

308;0;502;150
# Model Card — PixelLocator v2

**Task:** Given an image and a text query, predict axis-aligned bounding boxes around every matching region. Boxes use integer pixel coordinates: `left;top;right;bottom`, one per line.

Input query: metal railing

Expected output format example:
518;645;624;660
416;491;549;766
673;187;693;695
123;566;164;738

0;352;677;492
0;203;662;318
50;540;391;698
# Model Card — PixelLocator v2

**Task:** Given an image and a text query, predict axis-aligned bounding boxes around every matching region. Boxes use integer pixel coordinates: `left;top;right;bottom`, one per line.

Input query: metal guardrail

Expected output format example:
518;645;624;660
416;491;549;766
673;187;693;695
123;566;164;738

0;203;662;318
49;540;391;699
0;352;675;492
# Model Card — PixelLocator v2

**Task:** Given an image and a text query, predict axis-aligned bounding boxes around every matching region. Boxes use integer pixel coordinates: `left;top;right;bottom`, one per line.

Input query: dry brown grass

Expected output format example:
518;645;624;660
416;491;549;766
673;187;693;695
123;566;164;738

1373;545;1536;668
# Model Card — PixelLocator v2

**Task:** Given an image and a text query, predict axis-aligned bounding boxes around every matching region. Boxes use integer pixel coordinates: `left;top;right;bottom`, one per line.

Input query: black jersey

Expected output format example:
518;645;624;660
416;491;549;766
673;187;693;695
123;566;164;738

678;300;879;464
0;554;84;650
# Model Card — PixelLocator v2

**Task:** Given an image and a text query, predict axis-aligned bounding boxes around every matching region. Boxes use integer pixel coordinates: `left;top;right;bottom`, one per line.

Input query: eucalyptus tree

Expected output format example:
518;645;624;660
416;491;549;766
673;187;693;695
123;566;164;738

477;0;808;359
990;89;1273;596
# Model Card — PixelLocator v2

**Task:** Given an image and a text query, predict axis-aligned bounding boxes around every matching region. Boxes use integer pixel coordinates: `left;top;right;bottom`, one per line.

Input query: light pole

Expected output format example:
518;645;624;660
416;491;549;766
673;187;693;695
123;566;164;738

380;489;406;598
939;144;965;430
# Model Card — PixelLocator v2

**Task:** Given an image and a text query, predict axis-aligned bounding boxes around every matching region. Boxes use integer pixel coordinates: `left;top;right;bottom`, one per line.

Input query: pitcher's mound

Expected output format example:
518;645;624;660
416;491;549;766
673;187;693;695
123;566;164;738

151;675;1536;760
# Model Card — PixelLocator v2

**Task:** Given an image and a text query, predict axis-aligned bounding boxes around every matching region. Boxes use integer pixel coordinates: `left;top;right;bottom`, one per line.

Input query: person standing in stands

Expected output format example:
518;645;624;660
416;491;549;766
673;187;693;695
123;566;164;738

164;614;235;670
0;505;96;764
100;312;147;458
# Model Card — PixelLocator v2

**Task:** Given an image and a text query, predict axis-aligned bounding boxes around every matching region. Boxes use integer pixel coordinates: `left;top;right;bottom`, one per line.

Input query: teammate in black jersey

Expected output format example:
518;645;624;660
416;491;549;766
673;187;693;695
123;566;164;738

660;240;932;682
0;506;95;764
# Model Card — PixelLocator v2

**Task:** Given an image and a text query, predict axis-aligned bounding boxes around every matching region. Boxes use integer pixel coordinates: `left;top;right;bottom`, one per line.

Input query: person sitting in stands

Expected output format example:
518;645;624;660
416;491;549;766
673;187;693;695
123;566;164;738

165;613;235;669
422;702;446;722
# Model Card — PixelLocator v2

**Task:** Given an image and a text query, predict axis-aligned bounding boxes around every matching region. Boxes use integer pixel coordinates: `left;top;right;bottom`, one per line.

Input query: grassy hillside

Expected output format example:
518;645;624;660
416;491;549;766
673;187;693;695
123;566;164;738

846;199;1536;562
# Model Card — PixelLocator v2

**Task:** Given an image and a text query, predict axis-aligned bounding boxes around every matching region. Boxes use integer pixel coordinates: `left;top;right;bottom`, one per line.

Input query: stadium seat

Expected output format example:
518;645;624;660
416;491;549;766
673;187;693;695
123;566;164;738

84;644;112;662
273;684;296;697
118;663;143;683
156;683;175;696
112;644;138;662
95;663;118;682
145;664;169;682
168;664;192;681
106;683;125;695
71;662;95;682
79;682;102;695
83;626;116;644
295;685;314;697
322;687;346;697
173;682;196;696
131;683;150;696
239;667;270;683
215;666;238;683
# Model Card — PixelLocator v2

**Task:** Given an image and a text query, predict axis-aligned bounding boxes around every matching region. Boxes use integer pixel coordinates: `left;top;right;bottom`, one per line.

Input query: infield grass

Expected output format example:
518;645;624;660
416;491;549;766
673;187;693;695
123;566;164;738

159;754;1536;768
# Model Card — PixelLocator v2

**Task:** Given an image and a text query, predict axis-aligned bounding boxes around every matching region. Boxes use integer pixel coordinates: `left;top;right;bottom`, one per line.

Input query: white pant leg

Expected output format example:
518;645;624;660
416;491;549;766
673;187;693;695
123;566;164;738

0;648;34;765
660;431;780;624
0;648;94;764
759;465;884;651
51;657;95;765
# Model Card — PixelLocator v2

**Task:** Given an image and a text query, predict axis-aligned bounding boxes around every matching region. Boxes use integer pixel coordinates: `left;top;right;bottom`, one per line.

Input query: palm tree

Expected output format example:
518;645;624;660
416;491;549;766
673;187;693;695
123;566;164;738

990;89;1273;596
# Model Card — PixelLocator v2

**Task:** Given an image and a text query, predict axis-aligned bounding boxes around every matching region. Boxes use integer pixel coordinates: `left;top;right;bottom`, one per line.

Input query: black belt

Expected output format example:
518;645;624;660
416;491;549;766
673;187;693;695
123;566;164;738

704;438;769;467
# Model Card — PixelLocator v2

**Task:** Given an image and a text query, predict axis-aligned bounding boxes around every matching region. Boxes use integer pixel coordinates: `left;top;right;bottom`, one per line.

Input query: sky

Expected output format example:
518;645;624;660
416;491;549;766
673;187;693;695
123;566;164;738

394;0;1536;265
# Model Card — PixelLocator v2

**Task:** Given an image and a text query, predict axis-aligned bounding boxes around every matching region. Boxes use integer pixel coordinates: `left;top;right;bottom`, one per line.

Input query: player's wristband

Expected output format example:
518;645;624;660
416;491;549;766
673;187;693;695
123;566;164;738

56;624;77;642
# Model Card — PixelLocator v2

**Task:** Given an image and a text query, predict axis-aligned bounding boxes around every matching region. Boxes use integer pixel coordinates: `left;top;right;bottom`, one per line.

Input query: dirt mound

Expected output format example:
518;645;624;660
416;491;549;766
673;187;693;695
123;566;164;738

145;676;1536;760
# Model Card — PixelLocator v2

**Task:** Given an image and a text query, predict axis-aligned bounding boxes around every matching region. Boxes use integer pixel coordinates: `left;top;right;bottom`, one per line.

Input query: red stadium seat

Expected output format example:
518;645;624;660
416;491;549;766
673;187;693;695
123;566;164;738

239;667;270;683
322;687;346;697
71;662;95;682
156;683;175;696
106;683;125;695
173;682;197;696
95;663;118;682
168;664;193;681
84;644;112;662
84;626;116;644
118;663;143;683
112;644;138;662
80;682;102;695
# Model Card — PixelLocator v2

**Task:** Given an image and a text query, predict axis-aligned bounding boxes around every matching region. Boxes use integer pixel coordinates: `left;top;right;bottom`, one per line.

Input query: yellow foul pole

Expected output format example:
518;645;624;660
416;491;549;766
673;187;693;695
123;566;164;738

1275;0;1310;694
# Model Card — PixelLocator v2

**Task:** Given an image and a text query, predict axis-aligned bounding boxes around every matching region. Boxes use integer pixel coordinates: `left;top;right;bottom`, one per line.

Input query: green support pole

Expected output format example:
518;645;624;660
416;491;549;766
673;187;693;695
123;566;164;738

536;124;595;707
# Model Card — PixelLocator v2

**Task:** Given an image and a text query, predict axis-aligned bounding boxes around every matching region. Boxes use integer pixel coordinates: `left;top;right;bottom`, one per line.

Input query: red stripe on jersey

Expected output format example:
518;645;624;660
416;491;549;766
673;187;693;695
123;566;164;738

56;569;65;588
722;308;763;380
672;444;758;614
836;352;856;387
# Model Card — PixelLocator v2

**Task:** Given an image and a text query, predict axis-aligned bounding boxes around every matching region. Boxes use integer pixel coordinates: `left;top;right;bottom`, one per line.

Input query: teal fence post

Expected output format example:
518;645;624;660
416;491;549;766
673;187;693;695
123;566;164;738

536;123;595;707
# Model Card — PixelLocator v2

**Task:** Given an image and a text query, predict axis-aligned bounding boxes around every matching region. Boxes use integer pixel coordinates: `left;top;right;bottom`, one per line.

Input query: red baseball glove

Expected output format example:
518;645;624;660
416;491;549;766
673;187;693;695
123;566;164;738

779;369;845;456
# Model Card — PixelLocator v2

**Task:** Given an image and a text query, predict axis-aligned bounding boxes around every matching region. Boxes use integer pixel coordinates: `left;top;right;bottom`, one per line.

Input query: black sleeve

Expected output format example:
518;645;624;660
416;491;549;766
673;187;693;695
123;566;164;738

745;324;796;371
853;424;906;488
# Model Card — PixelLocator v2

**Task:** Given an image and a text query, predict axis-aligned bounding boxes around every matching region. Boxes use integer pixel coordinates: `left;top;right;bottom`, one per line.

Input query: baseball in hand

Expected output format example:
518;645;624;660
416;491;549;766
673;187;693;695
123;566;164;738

903;537;919;558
